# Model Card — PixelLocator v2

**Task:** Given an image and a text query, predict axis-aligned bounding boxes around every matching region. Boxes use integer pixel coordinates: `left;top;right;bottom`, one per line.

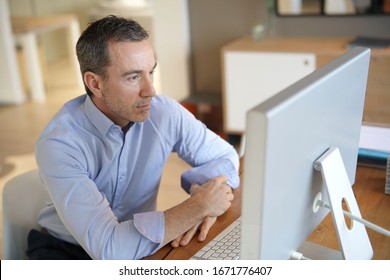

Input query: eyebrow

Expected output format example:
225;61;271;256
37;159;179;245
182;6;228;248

122;62;158;77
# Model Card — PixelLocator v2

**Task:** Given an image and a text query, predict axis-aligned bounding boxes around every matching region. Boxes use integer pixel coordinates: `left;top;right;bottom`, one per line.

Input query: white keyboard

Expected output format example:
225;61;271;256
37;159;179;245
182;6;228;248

190;218;241;260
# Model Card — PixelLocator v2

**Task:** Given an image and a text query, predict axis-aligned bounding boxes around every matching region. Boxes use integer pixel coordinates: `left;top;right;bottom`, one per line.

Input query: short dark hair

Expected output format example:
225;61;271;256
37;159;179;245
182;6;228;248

76;15;149;96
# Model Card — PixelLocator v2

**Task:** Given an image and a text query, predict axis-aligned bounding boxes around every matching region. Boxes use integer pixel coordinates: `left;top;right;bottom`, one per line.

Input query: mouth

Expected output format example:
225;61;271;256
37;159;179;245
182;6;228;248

136;97;153;111
136;102;151;110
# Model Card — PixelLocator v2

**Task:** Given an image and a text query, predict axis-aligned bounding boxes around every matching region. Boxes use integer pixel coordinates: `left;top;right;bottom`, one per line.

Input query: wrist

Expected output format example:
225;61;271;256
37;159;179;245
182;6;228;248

187;191;209;218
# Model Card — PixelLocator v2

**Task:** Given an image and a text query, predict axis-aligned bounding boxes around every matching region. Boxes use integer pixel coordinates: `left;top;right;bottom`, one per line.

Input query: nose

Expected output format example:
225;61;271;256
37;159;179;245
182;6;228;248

140;75;156;98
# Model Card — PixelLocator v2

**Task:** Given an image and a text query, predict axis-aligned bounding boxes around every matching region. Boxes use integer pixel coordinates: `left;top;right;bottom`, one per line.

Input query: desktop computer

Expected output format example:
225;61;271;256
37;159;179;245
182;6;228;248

191;47;373;260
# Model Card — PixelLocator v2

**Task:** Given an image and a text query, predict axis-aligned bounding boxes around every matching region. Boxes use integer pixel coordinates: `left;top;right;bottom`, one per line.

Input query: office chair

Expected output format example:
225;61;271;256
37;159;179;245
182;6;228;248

2;169;50;259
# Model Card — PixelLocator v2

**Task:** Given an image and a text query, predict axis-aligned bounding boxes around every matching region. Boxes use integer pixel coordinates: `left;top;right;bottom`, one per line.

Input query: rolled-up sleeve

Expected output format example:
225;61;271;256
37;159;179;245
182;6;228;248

181;158;240;193
133;211;165;254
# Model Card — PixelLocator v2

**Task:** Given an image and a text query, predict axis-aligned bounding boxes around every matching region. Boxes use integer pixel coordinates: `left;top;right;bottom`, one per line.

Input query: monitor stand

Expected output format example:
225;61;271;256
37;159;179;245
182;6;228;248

300;147;373;260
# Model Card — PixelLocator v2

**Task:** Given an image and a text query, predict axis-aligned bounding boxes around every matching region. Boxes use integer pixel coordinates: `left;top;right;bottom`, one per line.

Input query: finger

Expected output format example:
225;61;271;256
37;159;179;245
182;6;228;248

220;185;234;200
198;217;217;242
227;191;234;201
171;235;183;248
180;222;201;246
215;175;229;185
189;184;201;195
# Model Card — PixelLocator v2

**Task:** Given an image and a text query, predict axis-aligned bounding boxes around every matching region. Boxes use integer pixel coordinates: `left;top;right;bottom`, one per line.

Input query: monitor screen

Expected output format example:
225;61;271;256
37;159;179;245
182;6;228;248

240;47;371;259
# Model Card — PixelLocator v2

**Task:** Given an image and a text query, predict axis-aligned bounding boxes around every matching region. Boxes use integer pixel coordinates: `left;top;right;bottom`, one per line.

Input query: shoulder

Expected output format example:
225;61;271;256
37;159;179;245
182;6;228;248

37;95;89;142
149;95;185;118
151;95;180;108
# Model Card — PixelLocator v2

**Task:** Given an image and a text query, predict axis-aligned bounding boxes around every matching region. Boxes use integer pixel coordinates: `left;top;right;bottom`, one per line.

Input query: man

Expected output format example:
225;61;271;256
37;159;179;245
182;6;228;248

27;15;239;260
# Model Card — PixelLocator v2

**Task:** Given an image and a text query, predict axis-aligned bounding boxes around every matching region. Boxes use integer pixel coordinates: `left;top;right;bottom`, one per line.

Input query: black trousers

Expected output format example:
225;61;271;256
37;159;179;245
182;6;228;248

26;229;92;260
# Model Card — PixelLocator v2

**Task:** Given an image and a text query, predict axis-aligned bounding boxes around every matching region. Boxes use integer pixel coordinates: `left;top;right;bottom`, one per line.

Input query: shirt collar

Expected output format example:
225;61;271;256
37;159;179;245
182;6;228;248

83;95;116;136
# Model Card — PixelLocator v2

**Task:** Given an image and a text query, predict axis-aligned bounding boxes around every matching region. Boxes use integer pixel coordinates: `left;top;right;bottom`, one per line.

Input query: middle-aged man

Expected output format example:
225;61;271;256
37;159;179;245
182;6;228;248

27;15;240;260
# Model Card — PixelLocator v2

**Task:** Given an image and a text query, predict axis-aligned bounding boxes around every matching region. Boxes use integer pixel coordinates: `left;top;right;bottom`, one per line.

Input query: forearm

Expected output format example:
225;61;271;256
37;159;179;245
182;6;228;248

162;194;207;246
162;176;234;246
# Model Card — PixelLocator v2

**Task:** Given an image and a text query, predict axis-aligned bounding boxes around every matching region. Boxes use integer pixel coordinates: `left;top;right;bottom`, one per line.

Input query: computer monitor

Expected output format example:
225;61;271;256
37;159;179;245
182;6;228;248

241;47;373;260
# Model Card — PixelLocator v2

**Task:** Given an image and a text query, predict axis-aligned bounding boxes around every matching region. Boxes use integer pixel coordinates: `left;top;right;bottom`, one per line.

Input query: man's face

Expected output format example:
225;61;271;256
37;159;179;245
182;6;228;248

93;40;157;127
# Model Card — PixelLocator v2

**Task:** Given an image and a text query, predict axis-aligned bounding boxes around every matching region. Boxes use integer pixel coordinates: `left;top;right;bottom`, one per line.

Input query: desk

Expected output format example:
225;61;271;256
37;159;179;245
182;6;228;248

11;14;82;102
146;165;390;260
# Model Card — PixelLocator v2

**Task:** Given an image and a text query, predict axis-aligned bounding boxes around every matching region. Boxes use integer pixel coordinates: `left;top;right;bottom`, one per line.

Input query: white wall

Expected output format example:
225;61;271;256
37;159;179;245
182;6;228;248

153;0;191;101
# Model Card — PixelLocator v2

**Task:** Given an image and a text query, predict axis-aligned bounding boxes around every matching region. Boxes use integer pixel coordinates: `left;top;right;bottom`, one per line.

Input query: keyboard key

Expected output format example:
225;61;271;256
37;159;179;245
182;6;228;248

190;218;241;260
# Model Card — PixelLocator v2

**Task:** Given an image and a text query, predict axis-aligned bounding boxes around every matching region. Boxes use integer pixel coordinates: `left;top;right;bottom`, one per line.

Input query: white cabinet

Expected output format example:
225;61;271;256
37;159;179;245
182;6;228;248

223;49;315;134
222;36;390;134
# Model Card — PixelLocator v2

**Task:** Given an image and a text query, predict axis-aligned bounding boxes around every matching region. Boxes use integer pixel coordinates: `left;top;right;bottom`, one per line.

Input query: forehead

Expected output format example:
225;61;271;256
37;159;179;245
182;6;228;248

107;40;155;69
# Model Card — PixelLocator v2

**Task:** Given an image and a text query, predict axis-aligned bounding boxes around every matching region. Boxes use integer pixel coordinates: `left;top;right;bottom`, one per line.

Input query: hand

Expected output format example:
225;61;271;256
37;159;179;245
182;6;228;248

171;216;217;247
163;176;234;247
193;176;234;217
189;178;232;196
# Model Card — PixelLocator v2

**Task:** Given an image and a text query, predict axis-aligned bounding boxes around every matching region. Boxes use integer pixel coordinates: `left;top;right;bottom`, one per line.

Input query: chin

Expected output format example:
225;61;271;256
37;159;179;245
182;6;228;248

133;113;150;123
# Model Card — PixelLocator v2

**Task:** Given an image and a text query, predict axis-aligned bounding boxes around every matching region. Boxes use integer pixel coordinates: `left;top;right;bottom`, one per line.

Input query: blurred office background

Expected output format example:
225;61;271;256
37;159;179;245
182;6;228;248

0;0;389;259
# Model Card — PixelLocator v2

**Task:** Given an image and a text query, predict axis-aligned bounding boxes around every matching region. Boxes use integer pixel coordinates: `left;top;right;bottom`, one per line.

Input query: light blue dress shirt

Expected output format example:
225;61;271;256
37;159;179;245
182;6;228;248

35;94;240;260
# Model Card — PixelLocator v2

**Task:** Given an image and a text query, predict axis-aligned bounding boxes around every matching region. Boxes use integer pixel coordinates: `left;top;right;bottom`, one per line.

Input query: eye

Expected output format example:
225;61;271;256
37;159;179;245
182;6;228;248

128;74;140;81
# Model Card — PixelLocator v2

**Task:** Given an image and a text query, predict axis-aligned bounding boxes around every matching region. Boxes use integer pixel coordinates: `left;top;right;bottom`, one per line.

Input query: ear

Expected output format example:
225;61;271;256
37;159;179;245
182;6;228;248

83;71;104;98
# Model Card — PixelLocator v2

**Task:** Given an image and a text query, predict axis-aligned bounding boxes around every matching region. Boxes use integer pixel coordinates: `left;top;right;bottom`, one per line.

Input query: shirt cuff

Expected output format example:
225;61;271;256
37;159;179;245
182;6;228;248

180;158;240;193
133;211;164;245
